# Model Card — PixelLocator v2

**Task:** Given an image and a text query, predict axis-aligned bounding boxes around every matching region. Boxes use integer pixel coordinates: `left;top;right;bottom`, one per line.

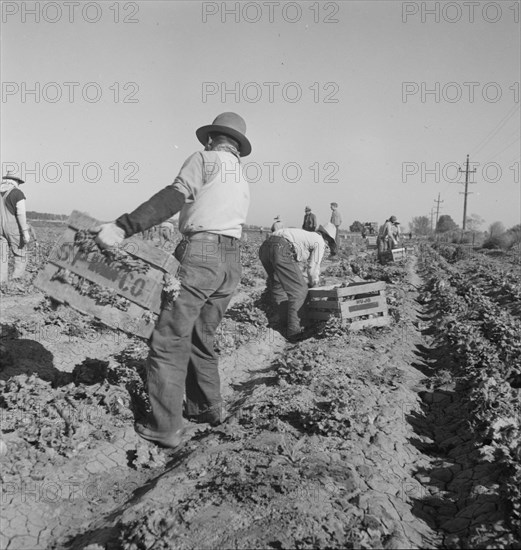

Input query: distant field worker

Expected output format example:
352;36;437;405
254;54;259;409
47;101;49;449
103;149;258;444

0;172;31;284
259;223;337;340
302;206;317;232
95;112;251;449
329;202;342;249
377;215;401;256
271;215;283;232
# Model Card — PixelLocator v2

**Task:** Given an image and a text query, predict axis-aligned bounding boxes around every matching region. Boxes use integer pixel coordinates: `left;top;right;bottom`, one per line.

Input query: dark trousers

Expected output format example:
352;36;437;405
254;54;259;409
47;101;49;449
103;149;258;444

259;236;308;337
145;236;241;435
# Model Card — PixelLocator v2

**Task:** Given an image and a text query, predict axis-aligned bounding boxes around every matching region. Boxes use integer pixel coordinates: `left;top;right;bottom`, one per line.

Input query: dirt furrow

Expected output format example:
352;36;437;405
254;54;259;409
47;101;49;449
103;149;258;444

408;254;519;548
54;257;447;549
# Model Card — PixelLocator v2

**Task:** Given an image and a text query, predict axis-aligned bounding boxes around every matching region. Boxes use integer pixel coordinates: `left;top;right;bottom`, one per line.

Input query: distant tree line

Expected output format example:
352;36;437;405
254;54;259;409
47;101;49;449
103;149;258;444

409;213;520;250
27;211;68;221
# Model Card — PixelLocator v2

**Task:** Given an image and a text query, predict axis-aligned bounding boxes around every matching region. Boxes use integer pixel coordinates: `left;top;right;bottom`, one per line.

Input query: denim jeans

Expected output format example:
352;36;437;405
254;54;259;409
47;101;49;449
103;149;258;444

259;236;308;337
145;236;241;435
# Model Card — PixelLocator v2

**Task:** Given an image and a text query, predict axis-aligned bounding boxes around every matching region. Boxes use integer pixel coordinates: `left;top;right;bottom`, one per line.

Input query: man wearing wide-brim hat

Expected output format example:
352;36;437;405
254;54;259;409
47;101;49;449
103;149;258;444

259;222;337;341
1;171;31;284
95;112;251;448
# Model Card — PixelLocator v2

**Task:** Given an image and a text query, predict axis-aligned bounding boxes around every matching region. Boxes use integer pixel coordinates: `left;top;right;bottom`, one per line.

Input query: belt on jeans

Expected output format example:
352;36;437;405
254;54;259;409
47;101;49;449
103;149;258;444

185;232;238;244
269;235;292;245
269;235;297;255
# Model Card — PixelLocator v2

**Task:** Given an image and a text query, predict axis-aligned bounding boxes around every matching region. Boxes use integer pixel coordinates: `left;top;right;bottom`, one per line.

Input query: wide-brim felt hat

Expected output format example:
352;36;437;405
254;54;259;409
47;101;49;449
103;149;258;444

2;171;24;185
196;112;252;157
317;222;337;242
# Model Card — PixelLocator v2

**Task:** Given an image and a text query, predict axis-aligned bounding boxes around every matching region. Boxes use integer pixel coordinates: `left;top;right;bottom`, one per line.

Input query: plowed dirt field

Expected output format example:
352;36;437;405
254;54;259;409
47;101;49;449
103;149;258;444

1;224;519;549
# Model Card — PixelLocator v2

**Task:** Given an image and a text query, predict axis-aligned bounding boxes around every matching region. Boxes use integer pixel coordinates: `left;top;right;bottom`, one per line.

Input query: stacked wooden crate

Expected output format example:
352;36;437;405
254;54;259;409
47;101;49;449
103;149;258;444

366;236;378;249
306;281;391;330
391;247;407;261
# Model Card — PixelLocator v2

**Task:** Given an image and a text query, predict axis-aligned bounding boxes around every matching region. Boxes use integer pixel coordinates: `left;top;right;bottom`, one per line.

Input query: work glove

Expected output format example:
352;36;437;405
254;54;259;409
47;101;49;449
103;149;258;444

94;223;125;248
22;229;31;245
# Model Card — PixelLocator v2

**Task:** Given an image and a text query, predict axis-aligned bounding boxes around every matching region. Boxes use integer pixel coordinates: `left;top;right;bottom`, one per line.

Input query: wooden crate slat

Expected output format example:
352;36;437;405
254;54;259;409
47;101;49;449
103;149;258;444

66;210;179;273
340;295;388;319
34;264;156;339
122;237;179;272
334;281;386;297
339;280;384;289
306;300;342;311
308;281;386;299
47;227;162;312
307;288;339;298
65;210;99;231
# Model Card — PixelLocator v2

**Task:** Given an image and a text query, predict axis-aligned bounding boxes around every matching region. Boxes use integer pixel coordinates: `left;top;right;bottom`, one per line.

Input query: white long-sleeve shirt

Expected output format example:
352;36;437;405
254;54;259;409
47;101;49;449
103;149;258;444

173;150;250;239
272;227;325;285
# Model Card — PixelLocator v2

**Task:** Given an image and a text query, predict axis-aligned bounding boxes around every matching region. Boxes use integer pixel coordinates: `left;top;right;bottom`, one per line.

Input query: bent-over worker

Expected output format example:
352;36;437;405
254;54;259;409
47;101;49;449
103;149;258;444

259;222;337;340
379;215;401;251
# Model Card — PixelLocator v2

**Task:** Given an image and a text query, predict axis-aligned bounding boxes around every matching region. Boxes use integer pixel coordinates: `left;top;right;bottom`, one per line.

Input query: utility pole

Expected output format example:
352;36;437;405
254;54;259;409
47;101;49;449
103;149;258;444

458;155;476;230
434;193;444;230
430;207;436;233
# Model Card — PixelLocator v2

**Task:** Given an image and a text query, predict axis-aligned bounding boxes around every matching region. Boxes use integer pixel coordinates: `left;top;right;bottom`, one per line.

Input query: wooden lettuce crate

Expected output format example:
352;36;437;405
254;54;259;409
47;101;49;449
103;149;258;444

306;281;390;330
366;236;378;248
391;247;406;261
34;210;179;339
379;247;407;264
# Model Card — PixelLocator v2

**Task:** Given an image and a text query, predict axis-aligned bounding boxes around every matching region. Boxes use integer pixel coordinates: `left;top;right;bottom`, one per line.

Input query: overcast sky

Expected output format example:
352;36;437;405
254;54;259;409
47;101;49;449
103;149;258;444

1;1;520;230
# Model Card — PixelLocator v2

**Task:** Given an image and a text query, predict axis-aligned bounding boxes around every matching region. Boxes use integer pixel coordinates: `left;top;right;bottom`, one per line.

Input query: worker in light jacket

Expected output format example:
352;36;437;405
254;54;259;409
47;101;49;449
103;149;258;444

259;222;337;340
329;202;342;249
0;172;31;284
95;112;251;449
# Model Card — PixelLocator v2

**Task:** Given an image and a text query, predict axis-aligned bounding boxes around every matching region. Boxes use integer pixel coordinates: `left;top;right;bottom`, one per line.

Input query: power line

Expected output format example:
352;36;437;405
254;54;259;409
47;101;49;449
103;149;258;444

470;104;520;158
486;135;521;163
499;128;521;143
